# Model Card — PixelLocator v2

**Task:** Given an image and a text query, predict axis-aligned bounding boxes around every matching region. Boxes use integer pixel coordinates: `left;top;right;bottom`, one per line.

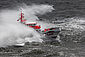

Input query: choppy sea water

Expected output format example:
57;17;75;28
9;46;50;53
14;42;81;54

0;0;85;57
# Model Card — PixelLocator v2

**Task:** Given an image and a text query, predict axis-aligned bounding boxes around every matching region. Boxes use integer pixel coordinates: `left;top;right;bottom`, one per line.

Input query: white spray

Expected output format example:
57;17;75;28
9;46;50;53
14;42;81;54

0;4;54;47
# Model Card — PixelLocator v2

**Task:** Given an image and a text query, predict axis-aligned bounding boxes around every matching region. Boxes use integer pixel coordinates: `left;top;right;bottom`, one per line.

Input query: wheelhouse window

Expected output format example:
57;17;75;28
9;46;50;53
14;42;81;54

27;24;36;26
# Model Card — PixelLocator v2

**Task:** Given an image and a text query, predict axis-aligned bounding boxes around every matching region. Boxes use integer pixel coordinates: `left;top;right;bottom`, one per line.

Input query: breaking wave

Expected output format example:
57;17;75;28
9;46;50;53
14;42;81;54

61;17;85;31
0;4;54;47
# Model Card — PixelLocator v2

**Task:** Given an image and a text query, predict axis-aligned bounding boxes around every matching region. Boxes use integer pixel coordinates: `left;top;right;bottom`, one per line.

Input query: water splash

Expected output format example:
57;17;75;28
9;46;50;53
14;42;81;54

0;4;54;47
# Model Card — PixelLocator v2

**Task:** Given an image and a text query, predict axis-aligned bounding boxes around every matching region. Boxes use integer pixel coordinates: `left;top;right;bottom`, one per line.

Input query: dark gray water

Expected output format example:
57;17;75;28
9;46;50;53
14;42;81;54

0;0;85;57
1;0;85;18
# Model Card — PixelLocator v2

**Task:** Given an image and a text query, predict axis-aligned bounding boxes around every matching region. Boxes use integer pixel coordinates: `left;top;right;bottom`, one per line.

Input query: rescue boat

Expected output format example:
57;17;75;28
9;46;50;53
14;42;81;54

17;11;61;42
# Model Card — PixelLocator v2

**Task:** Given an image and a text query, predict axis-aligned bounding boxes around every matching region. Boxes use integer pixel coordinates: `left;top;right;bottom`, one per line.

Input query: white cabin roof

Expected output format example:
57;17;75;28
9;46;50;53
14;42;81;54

25;21;37;24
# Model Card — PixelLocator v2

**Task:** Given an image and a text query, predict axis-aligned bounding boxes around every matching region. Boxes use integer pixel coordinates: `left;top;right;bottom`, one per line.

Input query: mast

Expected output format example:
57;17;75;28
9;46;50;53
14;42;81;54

17;10;24;23
20;10;24;22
